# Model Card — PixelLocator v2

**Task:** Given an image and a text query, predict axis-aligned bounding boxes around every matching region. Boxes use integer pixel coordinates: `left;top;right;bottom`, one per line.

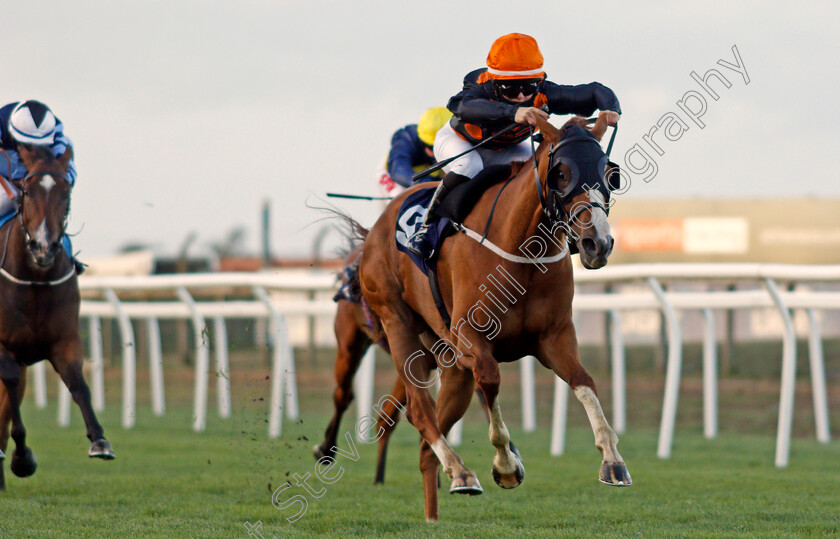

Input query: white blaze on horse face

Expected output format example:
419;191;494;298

34;217;50;247
586;190;610;239
40;174;56;193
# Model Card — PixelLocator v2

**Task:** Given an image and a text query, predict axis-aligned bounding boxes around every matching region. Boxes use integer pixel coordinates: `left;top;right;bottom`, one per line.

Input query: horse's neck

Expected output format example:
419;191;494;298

491;150;554;251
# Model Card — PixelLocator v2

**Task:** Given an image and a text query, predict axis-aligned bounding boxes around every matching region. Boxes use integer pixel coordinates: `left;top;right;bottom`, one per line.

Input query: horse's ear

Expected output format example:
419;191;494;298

16;144;37;169
535;116;562;144
59;146;73;169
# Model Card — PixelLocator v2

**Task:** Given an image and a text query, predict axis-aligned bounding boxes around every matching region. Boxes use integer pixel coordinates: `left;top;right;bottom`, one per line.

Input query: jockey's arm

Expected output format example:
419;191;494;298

52;125;77;185
387;127;421;188
542;81;622;123
448;90;519;125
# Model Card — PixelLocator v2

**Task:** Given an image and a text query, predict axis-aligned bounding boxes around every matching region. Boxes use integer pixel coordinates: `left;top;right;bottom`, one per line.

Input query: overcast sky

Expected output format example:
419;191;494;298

6;1;838;259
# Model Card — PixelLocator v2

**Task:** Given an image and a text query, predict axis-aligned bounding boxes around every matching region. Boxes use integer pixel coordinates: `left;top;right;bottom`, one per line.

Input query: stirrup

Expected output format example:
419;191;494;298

406;226;434;259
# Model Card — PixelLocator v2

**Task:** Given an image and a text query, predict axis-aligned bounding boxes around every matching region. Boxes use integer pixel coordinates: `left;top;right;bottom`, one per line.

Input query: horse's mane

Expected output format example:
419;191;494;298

24;144;56;164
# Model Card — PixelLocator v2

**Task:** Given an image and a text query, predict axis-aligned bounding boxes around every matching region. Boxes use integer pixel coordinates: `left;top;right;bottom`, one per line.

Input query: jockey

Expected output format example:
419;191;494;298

0;100;83;273
406;33;622;258
377;106;452;198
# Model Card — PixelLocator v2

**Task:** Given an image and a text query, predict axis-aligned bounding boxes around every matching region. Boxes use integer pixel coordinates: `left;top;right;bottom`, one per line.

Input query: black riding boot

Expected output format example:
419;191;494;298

406;172;468;258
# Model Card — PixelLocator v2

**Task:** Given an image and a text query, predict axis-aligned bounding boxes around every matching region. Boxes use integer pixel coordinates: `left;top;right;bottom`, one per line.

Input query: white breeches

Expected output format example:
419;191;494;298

433;122;532;179
0;183;19;219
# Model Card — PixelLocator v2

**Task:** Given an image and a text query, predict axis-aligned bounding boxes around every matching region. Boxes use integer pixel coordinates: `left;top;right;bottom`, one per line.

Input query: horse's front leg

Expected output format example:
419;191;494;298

537;320;631;486
0;351;37;478
51;339;115;459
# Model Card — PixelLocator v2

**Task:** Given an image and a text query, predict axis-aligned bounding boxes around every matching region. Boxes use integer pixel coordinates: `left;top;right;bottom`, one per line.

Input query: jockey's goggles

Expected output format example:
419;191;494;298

495;79;541;99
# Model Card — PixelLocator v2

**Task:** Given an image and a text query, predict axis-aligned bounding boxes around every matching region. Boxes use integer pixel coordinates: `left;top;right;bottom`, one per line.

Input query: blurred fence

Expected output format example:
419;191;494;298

28;264;839;467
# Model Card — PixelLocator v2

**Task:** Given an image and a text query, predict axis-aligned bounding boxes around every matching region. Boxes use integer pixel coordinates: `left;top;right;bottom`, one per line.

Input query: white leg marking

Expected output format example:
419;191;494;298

488;399;517;474
430;437;467;478
574;386;624;464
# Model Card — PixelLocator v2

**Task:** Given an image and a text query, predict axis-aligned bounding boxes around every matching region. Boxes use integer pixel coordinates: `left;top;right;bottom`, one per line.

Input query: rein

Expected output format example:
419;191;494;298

0;149;16;201
460;118;617;265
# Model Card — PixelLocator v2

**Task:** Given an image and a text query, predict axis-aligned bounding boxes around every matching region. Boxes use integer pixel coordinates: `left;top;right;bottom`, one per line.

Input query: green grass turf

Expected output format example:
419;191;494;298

0;396;838;538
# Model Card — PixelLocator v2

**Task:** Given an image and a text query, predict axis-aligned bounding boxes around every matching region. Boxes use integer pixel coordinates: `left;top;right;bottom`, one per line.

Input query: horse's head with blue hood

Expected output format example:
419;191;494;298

535;115;622;269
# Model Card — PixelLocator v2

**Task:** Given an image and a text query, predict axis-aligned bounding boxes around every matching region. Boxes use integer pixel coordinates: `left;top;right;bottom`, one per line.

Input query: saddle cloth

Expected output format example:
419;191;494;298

394;187;452;274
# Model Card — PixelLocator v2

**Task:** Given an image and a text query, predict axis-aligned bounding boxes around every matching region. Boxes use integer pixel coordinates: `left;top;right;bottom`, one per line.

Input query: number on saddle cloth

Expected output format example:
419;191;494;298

394;188;452;275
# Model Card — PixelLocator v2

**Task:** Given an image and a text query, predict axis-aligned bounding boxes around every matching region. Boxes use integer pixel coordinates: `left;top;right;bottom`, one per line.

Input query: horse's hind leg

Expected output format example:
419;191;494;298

538;324;631;486
51;340;115;459
0;358;37;478
314;301;371;460
373;376;406;485
434;364;478;487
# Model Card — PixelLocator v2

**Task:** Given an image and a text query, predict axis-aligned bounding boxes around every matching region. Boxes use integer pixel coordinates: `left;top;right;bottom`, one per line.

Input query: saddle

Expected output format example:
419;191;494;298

393;165;515;326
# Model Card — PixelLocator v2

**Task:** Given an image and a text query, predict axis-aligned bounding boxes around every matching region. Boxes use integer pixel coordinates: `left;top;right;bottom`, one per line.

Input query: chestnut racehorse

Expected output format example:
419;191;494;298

358;115;631;520
314;246;490;485
0;145;114;490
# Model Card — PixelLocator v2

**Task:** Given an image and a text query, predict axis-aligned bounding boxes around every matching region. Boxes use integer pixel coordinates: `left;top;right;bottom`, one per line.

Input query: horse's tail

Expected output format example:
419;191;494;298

310;205;389;349
308;202;370;245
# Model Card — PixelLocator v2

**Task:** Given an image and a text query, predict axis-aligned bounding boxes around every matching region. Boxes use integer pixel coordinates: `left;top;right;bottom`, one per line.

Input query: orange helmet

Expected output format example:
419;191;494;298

486;33;545;80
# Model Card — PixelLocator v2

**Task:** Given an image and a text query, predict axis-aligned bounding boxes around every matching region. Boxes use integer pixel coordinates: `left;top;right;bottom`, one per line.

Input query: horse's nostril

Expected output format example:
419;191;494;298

581;238;597;255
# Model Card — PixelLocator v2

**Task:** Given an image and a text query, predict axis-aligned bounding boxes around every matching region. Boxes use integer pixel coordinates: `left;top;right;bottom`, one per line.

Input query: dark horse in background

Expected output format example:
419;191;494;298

0;145;114;490
312;244;408;485
358;115;631;520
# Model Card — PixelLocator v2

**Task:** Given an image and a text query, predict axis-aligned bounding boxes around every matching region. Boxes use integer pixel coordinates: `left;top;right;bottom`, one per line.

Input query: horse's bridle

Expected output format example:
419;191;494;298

15;170;72;248
529;126;612;242
0;170;75;286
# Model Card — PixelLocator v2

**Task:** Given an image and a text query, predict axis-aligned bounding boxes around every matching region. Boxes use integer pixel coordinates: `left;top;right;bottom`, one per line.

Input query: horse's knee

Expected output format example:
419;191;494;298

474;374;499;408
569;369;595;393
333;386;353;409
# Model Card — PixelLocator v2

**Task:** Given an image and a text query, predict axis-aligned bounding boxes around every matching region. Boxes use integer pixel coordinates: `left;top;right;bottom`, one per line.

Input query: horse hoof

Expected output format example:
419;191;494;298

313;443;334;461
449;472;483;495
10;448;37;477
599;462;632;486
492;453;525;489
89;439;116;460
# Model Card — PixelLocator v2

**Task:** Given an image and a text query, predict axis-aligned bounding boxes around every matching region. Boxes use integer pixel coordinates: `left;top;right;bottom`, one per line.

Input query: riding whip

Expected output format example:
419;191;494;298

412;123;518;182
